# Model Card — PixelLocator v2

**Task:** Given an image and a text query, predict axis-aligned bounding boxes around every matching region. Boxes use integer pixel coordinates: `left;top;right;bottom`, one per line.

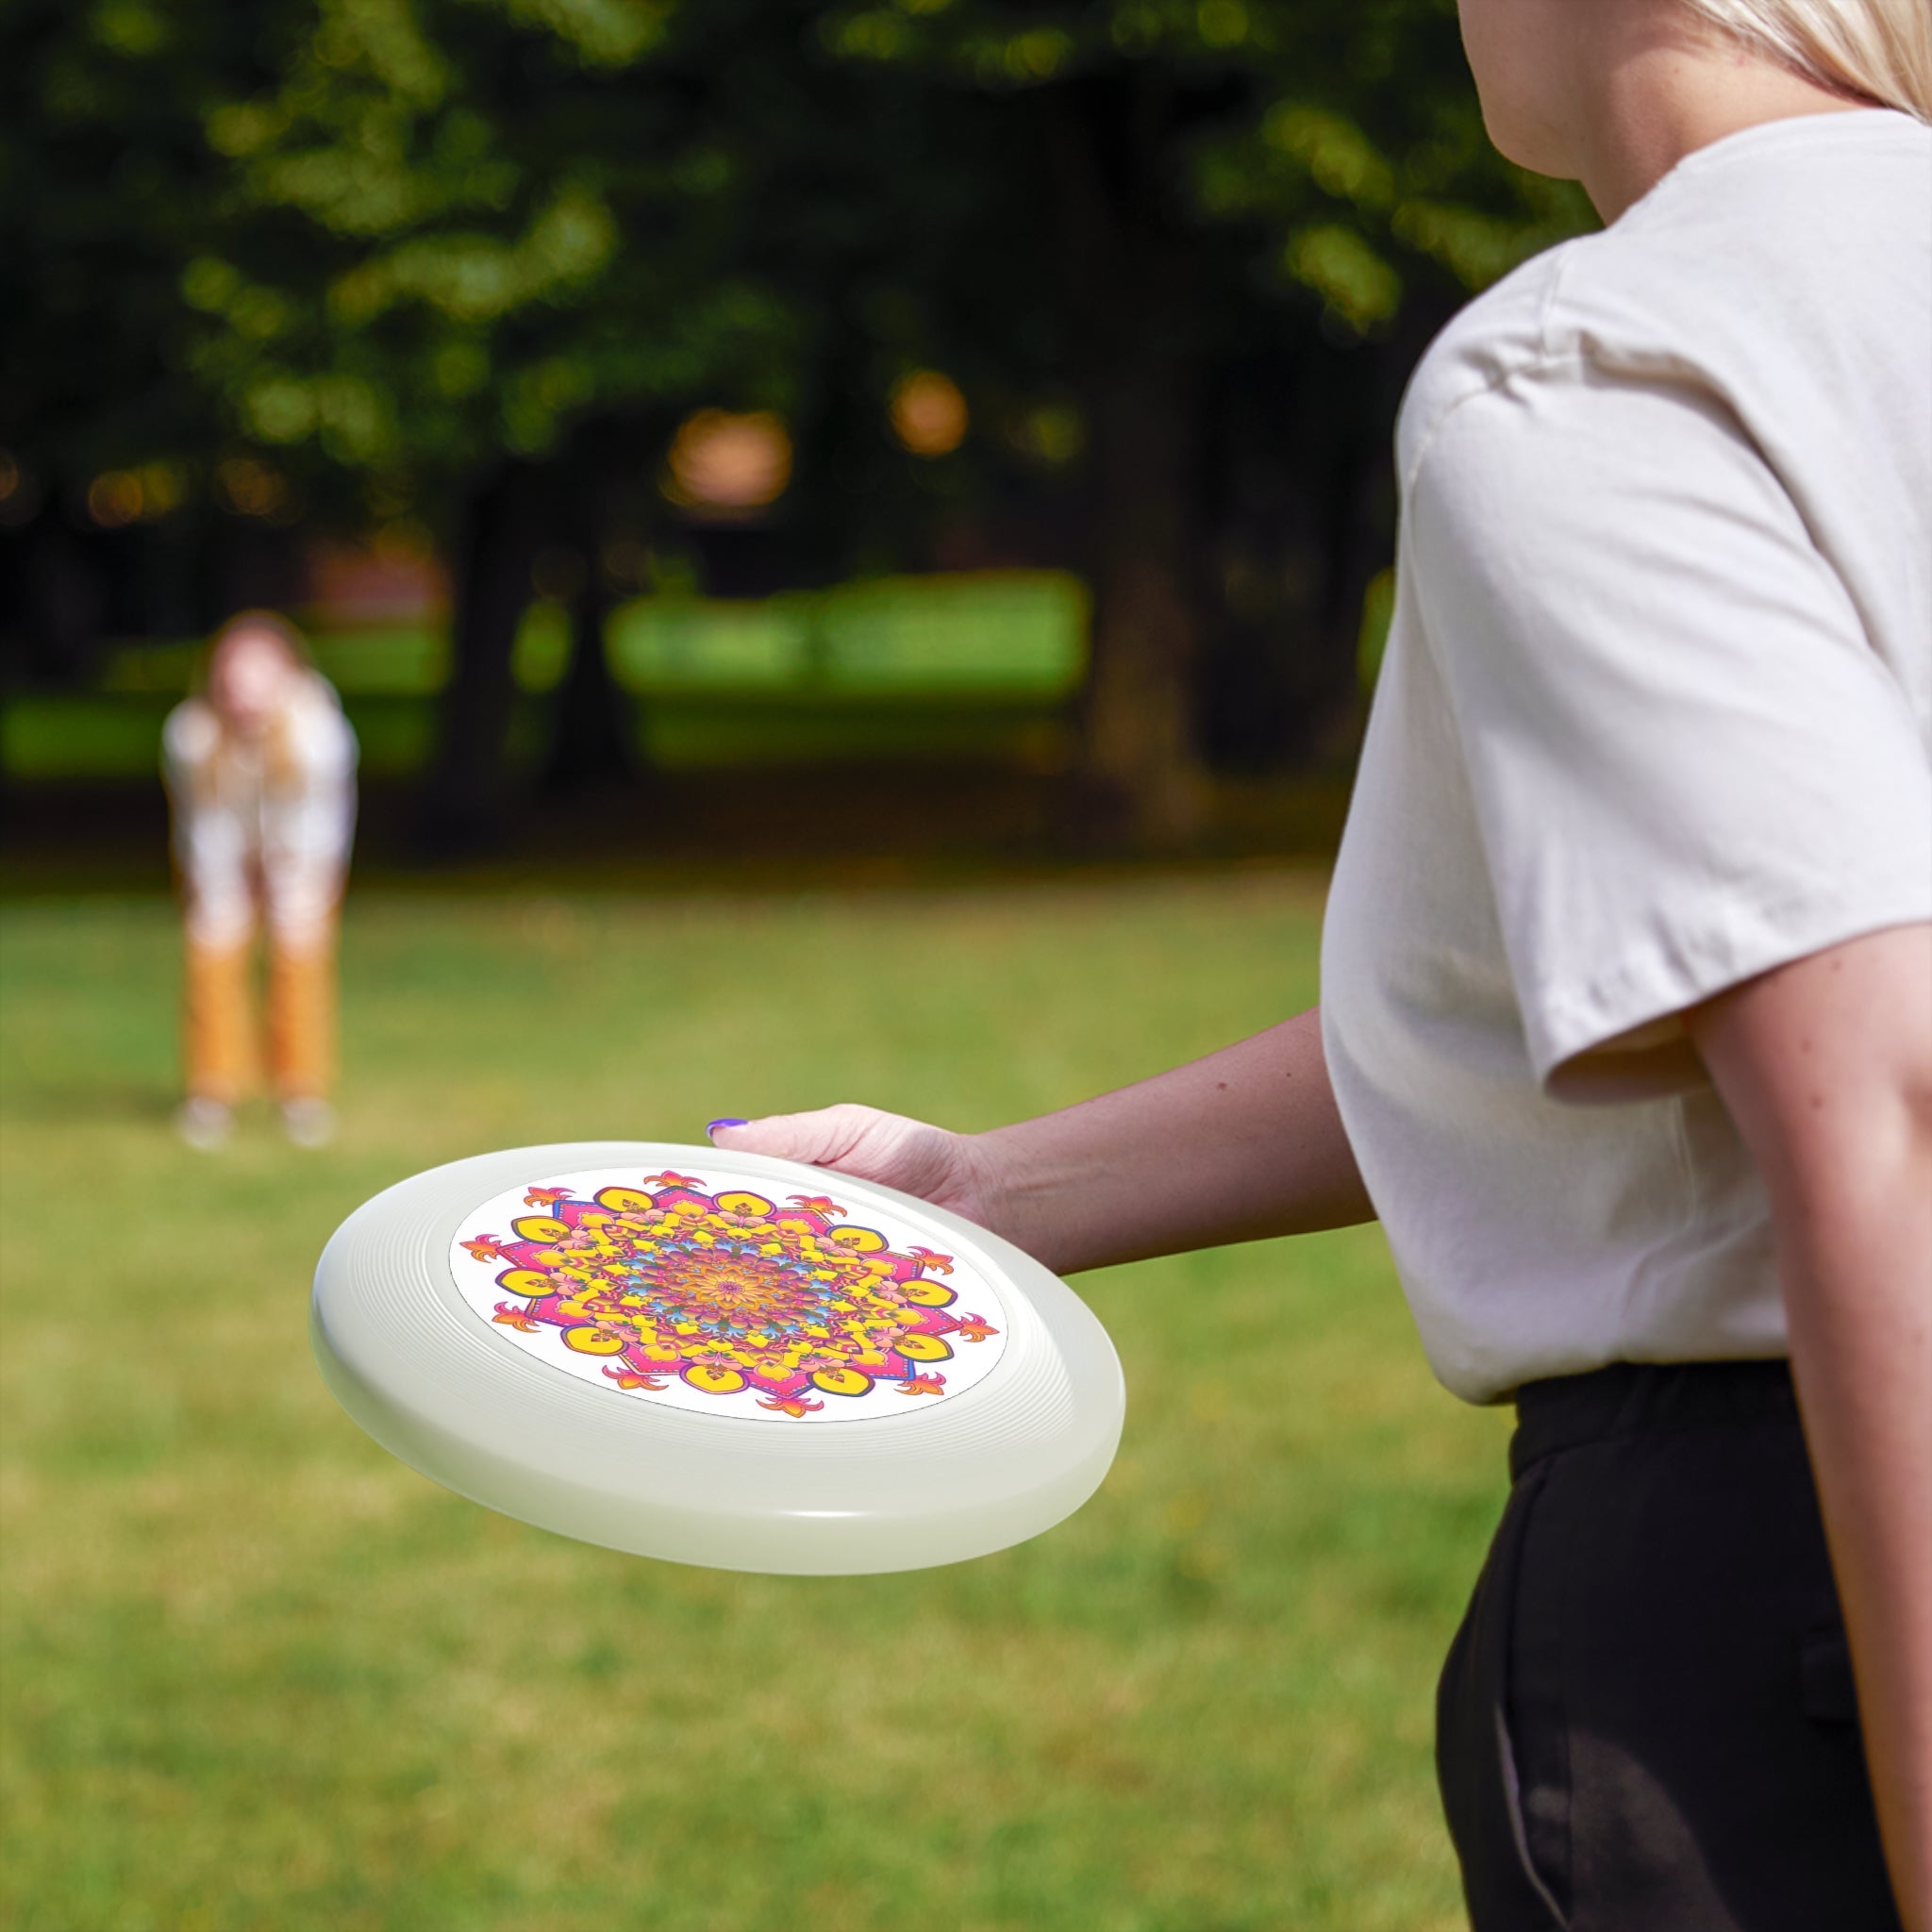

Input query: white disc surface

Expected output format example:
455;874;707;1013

311;1142;1124;1574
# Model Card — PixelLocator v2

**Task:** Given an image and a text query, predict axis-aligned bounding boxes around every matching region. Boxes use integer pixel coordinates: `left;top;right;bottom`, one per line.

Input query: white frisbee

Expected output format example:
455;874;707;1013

310;1141;1124;1574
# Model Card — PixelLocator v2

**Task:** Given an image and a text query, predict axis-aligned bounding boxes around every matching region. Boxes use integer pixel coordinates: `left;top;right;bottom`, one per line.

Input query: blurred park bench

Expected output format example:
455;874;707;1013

1;571;1089;781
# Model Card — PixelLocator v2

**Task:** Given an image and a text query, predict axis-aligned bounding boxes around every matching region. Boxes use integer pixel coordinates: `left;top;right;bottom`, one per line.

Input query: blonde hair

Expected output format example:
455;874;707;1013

1683;0;1932;120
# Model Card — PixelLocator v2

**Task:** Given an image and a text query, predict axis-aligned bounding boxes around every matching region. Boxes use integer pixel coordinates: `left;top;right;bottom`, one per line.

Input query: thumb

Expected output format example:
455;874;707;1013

707;1106;869;1168
705;1103;962;1200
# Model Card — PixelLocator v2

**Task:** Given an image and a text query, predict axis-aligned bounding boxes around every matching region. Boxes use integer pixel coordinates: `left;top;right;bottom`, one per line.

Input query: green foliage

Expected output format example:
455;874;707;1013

168;0;808;496
6;0;1592;522
0;878;1508;1929
1;1;266;485
808;0;1591;325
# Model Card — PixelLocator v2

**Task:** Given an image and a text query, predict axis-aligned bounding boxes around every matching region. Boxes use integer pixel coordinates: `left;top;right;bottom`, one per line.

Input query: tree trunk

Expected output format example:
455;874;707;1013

1044;75;1210;847
13;509;107;687
541;418;658;800
541;556;634;798
417;461;542;858
1079;360;1205;843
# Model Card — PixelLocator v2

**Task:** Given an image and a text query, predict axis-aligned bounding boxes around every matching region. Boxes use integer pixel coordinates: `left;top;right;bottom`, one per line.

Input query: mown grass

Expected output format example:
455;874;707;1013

0;875;1505;1931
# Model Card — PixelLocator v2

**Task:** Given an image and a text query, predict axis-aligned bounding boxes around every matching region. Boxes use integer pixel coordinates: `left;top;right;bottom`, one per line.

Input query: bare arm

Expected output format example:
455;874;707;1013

711;1005;1374;1274
1689;924;1932;1932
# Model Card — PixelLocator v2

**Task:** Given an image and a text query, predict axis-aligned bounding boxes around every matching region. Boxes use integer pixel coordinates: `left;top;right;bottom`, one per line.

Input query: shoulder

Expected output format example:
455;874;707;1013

1398;110;1932;491
1395;242;1581;485
1394;202;1738;488
162;698;220;767
284;673;358;768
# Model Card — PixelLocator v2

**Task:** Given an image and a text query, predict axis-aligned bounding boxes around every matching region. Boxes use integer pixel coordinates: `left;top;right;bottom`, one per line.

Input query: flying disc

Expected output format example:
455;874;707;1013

310;1141;1124;1574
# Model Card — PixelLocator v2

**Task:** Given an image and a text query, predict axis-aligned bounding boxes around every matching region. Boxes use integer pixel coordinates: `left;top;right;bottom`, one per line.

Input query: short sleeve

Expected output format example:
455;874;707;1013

1408;364;1932;1096
289;675;358;780
161;699;218;783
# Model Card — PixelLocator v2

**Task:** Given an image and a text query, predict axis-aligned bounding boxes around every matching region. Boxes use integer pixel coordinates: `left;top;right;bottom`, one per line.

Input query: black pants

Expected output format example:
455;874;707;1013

1437;1360;1900;1931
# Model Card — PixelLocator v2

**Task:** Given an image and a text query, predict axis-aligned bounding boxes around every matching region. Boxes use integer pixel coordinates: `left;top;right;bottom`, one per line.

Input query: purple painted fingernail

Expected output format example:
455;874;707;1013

707;1118;748;1138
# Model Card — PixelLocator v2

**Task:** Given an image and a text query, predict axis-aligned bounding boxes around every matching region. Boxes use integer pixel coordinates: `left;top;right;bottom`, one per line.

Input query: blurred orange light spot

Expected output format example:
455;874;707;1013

891;371;969;458
87;471;144;528
663;410;792;514
214;458;291;521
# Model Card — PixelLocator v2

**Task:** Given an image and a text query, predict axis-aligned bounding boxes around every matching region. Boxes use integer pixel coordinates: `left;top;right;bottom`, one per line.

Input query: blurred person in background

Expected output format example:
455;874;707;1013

163;611;358;1151
711;0;1932;1926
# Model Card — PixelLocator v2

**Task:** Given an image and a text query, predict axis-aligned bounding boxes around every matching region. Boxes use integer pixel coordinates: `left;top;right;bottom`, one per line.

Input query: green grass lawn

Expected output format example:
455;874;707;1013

0;874;1506;1932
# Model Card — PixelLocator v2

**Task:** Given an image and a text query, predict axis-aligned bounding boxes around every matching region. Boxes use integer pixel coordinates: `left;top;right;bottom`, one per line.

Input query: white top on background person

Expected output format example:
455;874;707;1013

162;620;358;953
1321;107;1931;1404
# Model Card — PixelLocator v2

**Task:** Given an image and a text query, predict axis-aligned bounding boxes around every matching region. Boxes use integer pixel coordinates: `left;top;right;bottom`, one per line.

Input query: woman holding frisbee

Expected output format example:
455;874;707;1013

164;611;358;1150
713;0;1932;1924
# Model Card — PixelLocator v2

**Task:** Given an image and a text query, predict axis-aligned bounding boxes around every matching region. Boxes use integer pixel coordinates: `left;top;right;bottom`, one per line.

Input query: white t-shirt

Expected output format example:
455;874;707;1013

163;671;358;950
1322;110;1932;1405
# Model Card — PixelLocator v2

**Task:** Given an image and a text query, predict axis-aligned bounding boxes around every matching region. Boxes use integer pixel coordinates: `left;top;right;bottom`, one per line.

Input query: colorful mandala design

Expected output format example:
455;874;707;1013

452;1171;1004;1420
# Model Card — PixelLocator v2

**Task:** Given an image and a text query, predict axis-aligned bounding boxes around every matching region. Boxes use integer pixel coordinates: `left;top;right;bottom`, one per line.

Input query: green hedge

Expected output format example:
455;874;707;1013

5;573;1088;779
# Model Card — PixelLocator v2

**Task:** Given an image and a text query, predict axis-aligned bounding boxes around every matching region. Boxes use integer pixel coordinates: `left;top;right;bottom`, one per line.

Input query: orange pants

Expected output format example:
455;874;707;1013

184;923;337;1104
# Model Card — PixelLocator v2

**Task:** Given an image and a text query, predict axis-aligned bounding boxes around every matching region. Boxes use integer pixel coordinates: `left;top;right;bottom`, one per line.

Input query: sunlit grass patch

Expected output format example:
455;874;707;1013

1;877;1503;1931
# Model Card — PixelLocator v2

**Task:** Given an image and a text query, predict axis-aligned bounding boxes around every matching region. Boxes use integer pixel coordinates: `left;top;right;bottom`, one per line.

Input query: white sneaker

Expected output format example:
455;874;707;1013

280;1097;337;1149
176;1096;233;1151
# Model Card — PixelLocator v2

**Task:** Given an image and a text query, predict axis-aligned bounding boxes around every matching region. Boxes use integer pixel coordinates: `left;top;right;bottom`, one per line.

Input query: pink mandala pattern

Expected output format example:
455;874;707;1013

457;1172;1002;1419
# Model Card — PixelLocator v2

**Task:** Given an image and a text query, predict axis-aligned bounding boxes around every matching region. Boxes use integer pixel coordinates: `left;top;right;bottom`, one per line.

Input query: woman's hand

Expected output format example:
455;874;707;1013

707;1007;1373;1276
709;1106;1008;1230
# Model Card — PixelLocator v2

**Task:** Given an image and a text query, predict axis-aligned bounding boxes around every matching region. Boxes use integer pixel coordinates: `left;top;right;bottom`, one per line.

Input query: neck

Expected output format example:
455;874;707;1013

1574;18;1874;223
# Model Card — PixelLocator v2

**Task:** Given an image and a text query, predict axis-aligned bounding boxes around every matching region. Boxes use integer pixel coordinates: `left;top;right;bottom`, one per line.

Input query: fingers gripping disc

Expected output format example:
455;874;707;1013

310;1143;1125;1574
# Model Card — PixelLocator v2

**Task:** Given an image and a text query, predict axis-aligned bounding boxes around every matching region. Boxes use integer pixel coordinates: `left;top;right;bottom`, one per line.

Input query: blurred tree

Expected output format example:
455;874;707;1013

0;0;303;681
152;0;933;846
4;0;1591;842
164;0;790;845
807;0;1591;835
